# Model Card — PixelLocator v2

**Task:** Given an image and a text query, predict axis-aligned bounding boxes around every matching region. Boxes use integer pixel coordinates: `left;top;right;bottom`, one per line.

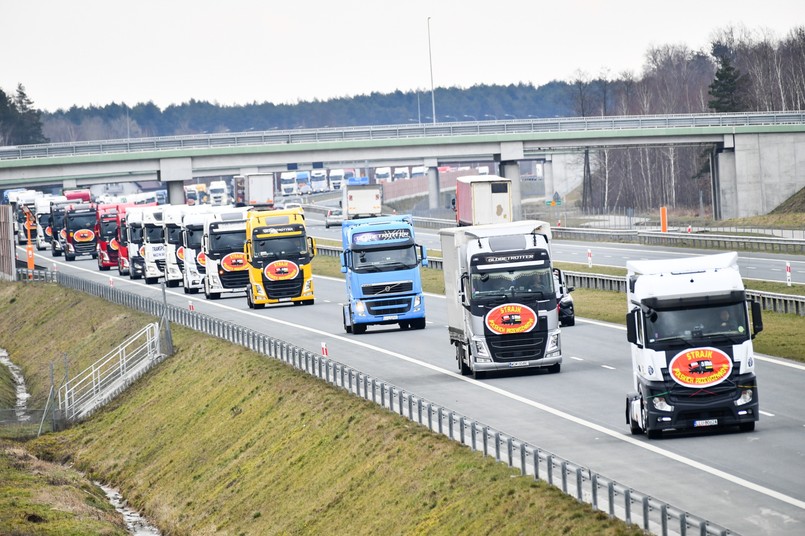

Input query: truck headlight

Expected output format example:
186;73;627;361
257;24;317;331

414;295;422;307
545;332;560;356
355;301;366;314
652;397;674;412
473;338;490;360
303;278;312;292
254;284;265;296
735;389;753;406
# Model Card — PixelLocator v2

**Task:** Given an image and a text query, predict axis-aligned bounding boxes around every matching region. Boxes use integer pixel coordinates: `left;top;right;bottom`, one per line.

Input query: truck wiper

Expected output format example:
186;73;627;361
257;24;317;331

653;336;695;348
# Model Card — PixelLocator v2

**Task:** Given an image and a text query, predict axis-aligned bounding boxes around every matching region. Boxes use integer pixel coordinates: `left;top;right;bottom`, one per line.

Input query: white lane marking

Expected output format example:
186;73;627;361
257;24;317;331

35;250;805;511
601;365;616;370
759;411;775;417
570;356;584;361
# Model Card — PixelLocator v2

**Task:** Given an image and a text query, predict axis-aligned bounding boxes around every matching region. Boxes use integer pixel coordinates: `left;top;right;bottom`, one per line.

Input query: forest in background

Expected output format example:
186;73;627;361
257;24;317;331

1;25;804;213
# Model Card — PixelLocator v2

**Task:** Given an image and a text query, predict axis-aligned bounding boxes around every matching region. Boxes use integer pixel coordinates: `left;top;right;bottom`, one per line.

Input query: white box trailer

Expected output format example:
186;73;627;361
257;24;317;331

454;175;512;227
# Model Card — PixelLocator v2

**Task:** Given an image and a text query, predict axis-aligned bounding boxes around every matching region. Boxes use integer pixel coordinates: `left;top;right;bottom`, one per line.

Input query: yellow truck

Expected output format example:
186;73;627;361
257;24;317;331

244;208;316;308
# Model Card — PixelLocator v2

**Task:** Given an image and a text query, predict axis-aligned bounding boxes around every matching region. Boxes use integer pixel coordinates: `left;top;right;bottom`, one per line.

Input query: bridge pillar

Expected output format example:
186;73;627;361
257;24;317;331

499;161;523;220
426;160;440;210
160;158;192;205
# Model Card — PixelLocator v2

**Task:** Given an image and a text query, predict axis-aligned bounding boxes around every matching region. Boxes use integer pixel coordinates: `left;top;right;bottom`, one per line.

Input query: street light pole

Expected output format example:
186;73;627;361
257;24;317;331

428;17;436;125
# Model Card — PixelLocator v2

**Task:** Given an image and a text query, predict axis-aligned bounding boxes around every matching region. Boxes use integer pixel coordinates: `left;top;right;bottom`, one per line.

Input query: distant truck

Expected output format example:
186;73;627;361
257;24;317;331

244;208;316;308
374;167;392;183
35;195;65;251
439;220;562;378
310;169;329;192
411;166;427;178
63;203;99;261
95;203;124;271
341;179;382;219
454;175;513;227
295;171;312;194
233;173;275;207
208;180;230;206
393;167;410;181
340;215;428;334
625;252;763;439
328;169;345;190
279;172;298;196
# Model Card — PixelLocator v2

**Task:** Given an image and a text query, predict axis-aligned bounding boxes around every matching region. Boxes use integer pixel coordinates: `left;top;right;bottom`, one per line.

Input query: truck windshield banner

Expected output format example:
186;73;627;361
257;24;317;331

255;224;303;238
668;347;733;388
485;304;538;335
264;260;300;281
472;251;547;267
353;229;412;245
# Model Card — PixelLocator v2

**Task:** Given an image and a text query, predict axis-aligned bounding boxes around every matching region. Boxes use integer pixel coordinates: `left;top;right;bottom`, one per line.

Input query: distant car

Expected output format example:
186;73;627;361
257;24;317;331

284;202;303;211
324;208;344;229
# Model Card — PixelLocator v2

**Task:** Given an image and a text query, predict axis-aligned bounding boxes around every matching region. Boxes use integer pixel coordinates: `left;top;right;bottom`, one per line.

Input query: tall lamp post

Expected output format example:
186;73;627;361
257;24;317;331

428;17;436;124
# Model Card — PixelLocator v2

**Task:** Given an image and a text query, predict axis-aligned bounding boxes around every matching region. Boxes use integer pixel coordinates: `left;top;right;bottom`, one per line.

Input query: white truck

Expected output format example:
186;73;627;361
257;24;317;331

341;180;382;219
328;169;345;190
625;252;763;439
162;204;193;287
202;207;252;300
439;220;562;379
453;175;513;227
181;207;220;294
393;167;410;181
208;180;230;206
233;173;275;207
279;172;297;196
141;206;167;284
310;169;329;192
34;195;66;251
374;166;392;183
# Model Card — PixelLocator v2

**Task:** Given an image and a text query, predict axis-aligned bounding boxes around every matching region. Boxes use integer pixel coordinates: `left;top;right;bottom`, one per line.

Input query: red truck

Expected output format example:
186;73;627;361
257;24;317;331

95;203;134;271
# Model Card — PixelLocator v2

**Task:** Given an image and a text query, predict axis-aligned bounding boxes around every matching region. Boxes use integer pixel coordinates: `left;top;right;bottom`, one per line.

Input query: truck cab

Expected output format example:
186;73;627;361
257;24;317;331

244;208;315;308
279;172;298;196
340;215;428;334
141;207;167;284
202;207;252;299
62;203;99;261
625;252;763;439
35;195;65;251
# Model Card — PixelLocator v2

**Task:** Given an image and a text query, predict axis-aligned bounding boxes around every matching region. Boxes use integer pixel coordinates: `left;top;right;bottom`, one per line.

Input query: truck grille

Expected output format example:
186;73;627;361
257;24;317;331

74;242;96;255
362;280;413;295
663;371;743;403
221;271;250;289
487;332;546;362
263;276;304;299
156;260;166;273
365;297;411;315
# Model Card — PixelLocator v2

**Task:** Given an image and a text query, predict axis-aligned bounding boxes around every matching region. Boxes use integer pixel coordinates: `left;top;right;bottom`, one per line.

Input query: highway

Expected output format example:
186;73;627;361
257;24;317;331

19;232;805;535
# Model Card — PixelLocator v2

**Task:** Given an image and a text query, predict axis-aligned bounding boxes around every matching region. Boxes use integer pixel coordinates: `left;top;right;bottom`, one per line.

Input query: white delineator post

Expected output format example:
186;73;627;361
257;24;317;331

786;261;792;287
587;249;592;268
321;342;329;357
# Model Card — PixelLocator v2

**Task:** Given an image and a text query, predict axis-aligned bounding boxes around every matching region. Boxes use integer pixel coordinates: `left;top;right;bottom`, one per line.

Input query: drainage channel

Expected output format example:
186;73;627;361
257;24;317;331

1;349;162;535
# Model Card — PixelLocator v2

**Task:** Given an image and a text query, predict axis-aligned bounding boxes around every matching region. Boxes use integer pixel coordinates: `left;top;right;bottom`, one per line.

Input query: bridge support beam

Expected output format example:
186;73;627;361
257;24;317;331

499;161;523;221
160;158;192;205
426;159;440;210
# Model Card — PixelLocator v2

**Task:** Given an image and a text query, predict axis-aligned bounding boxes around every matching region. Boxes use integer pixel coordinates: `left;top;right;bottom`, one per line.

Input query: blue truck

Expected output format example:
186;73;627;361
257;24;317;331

340;215;428;334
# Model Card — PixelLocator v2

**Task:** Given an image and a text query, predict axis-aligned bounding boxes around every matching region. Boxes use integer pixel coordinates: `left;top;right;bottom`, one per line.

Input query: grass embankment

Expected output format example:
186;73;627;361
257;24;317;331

0;282;643;535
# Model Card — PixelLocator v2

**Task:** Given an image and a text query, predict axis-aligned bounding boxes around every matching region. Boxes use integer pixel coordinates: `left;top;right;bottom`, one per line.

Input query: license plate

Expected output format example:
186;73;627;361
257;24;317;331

693;419;718;427
383;315;398;320
509;361;530;368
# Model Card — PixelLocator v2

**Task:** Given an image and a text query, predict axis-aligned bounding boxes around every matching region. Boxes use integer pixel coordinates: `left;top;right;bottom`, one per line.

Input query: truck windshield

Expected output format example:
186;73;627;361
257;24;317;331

280;178;295;185
144;225;164;243
208;231;245;254
66;213;96;231
37;214;50;228
471;266;554;300
351;245;418;273
645;302;748;345
185;226;202;249
166;224;182;245
129;226;143;243
253;235;307;259
99;220;118;239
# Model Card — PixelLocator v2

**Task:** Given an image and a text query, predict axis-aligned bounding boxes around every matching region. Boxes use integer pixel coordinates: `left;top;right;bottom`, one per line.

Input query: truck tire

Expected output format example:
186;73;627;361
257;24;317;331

457;345;472;376
65;254;75;262
353;324;367;335
411;318;427;330
546;363;561;374
641;396;662;439
739;422;756;432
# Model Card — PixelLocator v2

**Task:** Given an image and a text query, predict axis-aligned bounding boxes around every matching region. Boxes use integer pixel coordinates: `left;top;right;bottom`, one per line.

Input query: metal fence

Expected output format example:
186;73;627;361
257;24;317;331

12;267;736;536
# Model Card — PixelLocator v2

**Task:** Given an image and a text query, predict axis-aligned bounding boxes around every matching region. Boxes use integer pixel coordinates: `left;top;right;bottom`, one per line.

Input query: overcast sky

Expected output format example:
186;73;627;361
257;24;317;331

2;0;803;112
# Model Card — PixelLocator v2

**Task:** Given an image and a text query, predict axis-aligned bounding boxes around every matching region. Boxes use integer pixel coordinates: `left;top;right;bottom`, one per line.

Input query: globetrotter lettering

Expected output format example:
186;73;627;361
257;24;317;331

485;304;538;335
668;347;732;388
264;260;300;281
486;254;533;263
354;229;411;244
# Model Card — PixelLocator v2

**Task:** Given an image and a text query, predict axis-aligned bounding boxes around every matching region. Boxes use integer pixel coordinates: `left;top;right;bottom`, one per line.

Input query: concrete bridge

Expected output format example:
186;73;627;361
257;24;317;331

1;112;803;219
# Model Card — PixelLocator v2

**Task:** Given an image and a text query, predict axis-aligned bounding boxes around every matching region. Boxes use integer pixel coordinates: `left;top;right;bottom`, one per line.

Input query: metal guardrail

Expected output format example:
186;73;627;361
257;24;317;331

2;111;804;161
57;322;163;421
16;267;736;535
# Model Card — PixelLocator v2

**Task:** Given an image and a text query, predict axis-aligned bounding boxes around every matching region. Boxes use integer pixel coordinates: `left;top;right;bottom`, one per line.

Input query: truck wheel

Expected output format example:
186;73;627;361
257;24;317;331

641;397;662;439
353;324;367;335
304;299;314;306
457;345;472;376
52;248;62;257
472;368;485;380
145;277;157;285
546;363;561;374
65;254;75;262
411;318;427;330
166;279;179;288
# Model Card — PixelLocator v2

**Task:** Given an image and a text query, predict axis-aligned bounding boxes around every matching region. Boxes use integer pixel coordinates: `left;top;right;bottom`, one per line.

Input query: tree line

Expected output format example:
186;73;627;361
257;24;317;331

2;24;804;214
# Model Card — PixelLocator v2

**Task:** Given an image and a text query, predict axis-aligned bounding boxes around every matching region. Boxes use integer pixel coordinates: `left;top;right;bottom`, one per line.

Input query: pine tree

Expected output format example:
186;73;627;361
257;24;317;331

708;44;748;112
11;84;48;144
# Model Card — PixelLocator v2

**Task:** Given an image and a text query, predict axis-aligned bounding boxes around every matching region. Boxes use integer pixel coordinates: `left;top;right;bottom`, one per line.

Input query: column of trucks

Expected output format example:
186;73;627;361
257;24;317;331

340;215;428;334
202;207;253;300
439;221;562;378
244;208;316;308
624;252;763;439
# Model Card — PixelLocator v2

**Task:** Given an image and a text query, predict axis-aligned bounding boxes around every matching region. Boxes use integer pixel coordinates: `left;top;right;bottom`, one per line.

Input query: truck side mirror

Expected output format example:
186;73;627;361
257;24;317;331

751;301;763;337
308;236;316;257
459;273;470;307
626;309;641;347
340;251;348;273
451;197;456;211
419;244;428;267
